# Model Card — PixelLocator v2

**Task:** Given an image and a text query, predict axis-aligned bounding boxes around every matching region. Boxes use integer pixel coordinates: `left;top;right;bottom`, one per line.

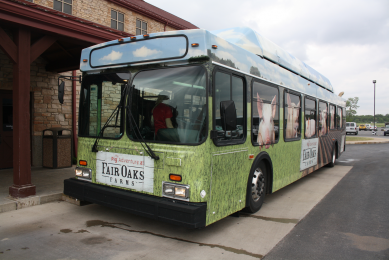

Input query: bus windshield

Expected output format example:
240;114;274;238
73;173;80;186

79;71;130;139
127;66;207;144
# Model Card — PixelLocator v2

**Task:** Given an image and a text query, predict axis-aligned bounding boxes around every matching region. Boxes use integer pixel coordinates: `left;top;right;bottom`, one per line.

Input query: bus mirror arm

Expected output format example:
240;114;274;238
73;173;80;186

57;75;82;104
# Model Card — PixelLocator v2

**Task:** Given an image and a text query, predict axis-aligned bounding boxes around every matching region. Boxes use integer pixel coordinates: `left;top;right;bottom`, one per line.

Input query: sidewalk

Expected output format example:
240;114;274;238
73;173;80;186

0;166;75;213
346;137;389;145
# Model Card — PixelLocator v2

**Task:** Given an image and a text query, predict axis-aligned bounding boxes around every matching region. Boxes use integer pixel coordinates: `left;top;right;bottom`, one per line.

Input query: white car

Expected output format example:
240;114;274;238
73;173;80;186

368;124;377;131
346;122;358;135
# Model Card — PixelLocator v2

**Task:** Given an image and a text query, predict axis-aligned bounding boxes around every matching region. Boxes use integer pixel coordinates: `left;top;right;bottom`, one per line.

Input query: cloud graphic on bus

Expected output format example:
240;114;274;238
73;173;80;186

133;46;162;57
100;50;123;61
179;48;186;55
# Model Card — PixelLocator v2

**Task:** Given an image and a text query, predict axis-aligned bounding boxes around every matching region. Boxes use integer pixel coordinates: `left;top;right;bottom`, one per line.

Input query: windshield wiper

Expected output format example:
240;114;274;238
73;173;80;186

91;84;128;153
91;84;159;160
126;85;160;160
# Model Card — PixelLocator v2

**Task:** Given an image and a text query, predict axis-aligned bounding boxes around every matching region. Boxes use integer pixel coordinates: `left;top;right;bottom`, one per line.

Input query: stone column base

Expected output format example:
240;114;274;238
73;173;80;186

9;184;36;198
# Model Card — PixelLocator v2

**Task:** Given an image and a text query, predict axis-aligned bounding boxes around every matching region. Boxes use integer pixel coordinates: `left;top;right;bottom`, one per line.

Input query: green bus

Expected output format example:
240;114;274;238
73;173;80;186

64;27;346;228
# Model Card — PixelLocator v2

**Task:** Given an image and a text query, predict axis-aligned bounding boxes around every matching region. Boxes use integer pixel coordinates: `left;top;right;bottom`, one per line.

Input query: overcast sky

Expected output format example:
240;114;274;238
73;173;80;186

147;0;389;116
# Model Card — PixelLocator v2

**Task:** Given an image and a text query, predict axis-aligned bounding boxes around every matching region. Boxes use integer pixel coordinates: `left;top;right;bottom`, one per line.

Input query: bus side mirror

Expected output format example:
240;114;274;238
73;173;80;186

220;100;237;131
58;81;65;104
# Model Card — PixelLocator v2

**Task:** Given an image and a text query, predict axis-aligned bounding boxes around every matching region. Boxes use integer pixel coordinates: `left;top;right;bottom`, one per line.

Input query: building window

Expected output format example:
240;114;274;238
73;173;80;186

111;10;124;31
136;19;147;35
54;0;72;15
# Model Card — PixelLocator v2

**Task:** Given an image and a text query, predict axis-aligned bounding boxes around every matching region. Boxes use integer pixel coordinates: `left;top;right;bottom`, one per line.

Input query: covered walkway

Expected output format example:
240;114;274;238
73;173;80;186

0;0;130;198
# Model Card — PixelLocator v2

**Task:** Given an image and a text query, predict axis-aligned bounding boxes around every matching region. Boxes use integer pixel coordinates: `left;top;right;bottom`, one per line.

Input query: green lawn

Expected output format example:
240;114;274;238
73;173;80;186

346;136;375;141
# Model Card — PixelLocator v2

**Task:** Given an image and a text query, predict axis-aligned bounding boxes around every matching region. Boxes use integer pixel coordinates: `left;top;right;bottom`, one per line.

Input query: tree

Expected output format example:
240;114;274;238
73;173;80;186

346;97;359;121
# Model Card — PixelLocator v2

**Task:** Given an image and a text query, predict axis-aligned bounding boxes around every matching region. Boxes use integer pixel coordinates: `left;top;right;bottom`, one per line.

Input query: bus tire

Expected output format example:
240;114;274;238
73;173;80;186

244;161;267;213
327;144;336;167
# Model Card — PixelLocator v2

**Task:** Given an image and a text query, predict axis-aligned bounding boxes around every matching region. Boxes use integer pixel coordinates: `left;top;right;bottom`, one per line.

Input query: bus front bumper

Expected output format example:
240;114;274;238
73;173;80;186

64;178;206;228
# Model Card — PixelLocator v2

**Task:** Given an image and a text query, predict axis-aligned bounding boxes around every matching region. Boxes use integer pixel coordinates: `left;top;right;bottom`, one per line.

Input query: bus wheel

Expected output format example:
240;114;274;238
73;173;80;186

327;145;336;167
245;162;267;213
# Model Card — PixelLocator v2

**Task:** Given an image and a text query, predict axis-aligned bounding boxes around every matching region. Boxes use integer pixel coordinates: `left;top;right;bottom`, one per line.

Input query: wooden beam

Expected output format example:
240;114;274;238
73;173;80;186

0;26;17;63
9;27;36;198
55;41;76;59
45;59;80;73
30;35;56;63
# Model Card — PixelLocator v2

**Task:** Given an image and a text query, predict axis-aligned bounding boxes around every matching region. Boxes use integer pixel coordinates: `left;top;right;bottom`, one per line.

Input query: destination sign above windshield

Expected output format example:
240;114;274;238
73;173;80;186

90;36;188;68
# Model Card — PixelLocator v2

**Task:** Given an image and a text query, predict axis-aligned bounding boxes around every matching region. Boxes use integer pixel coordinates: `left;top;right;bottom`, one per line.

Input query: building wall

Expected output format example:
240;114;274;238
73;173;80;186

0;48;81;166
1;0;183;166
33;0;176;35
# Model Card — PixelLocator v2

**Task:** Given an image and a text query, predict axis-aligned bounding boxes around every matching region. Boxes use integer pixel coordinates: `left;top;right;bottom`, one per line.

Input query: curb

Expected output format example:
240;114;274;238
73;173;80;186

0;193;63;214
346;140;389;145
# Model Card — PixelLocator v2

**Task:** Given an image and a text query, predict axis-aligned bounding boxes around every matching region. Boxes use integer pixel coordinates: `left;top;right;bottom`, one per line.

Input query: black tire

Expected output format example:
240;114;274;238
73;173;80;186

244;162;267;213
327;145;336;167
355;131;358;135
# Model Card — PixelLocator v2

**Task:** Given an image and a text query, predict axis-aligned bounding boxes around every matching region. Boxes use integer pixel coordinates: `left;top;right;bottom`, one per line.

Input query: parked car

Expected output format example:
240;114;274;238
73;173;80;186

359;124;367;131
346;122;358;135
367;124;377;131
365;124;371;130
384;123;389;136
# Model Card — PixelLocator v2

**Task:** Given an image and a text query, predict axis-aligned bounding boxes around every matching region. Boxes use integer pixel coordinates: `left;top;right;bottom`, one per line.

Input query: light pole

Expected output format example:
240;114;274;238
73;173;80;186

373;80;376;135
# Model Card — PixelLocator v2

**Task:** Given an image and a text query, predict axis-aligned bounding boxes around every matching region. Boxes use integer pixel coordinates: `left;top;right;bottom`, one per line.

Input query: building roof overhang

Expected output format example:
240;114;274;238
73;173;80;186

0;0;133;72
107;0;198;30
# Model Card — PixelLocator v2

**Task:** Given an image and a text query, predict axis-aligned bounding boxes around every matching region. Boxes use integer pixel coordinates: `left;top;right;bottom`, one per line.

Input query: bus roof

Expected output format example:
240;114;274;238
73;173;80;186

80;27;343;104
211;27;333;92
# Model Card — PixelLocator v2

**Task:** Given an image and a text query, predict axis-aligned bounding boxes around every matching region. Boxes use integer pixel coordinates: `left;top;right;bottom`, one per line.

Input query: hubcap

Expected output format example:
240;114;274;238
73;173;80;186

251;168;265;202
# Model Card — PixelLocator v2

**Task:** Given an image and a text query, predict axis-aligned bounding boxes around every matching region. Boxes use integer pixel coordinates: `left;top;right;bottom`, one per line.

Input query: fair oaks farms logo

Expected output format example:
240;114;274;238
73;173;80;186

96;152;154;193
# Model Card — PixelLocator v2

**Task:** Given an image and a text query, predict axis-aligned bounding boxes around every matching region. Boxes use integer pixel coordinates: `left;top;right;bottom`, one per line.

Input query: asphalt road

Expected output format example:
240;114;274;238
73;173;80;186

264;143;389;260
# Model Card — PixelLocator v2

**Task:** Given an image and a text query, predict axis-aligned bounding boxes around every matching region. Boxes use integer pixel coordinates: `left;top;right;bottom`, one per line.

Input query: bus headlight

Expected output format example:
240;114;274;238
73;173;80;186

75;167;92;180
162;182;190;201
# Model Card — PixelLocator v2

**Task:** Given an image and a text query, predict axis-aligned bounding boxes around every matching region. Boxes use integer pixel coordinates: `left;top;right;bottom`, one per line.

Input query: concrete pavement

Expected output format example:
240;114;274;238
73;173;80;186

0;166;74;213
0;165;352;259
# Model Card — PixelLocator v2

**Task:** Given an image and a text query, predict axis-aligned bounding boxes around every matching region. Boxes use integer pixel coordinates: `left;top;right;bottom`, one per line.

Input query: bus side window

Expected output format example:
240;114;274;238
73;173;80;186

252;80;279;147
342;107;346;128
304;97;317;139
337;107;342;129
214;70;245;142
318;101;328;136
284;91;301;140
329;104;336;130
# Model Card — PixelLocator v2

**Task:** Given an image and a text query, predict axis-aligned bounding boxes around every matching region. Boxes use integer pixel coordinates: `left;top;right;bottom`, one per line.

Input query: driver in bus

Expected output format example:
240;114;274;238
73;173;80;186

152;92;174;137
